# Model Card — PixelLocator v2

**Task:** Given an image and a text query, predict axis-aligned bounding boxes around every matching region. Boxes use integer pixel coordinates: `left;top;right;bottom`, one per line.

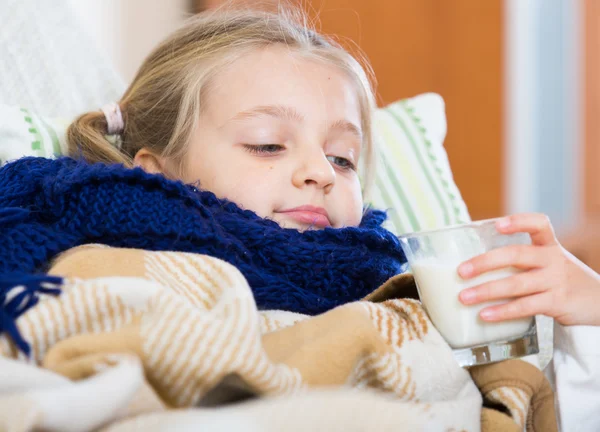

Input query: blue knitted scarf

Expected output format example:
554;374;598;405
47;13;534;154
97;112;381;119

0;157;406;352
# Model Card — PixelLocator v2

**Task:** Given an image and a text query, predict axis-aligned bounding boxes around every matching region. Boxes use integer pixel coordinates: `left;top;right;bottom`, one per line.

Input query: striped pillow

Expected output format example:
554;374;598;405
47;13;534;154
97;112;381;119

0;104;69;166
371;93;471;235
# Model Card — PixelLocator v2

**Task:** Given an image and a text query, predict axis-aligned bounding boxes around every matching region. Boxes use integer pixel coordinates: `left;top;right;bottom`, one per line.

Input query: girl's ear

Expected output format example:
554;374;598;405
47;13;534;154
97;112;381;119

133;148;170;176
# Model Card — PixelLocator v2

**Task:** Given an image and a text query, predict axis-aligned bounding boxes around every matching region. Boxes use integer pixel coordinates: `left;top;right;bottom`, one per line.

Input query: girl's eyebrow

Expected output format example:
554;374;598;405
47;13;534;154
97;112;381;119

229;104;303;123
329;119;363;141
223;104;362;139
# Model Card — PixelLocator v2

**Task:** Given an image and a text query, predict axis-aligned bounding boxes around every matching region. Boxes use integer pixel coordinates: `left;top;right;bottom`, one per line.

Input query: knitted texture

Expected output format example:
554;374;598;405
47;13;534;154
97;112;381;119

0;157;407;315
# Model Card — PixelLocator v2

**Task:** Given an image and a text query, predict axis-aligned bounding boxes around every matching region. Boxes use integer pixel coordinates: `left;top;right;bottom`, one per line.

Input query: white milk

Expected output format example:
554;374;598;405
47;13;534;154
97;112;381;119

410;260;533;349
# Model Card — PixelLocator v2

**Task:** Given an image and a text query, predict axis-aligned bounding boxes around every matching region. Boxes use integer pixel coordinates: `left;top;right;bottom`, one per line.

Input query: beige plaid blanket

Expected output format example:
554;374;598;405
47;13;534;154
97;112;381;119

0;245;556;431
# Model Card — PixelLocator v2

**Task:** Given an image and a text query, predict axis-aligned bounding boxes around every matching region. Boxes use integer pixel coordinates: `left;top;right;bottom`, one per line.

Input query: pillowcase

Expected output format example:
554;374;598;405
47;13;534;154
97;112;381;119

0;93;471;235
0;105;68;166
369;93;471;235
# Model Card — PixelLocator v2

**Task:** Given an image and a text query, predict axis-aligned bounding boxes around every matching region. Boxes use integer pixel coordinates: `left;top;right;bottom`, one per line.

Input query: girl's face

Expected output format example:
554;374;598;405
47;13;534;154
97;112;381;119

142;45;364;230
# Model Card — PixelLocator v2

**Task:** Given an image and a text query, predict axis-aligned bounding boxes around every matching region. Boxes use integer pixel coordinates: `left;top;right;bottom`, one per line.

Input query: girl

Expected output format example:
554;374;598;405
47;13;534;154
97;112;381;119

75;8;600;428
0;8;404;315
0;6;598;430
67;8;374;232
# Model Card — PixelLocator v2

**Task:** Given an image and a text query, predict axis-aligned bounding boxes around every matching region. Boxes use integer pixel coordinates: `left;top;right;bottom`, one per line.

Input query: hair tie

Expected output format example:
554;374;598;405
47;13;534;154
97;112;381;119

101;103;124;135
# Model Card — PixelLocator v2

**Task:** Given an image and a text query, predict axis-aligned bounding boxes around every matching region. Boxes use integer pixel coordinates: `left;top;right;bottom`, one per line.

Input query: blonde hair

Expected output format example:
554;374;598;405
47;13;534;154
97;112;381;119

67;6;378;191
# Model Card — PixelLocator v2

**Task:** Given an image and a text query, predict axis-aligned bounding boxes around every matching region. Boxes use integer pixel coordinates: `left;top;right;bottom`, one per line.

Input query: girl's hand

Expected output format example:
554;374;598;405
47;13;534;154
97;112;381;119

457;213;600;326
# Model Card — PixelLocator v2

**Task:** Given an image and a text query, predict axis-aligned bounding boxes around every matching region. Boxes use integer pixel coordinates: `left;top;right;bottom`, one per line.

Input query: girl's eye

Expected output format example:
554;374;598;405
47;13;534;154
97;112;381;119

327;155;356;171
243;144;285;155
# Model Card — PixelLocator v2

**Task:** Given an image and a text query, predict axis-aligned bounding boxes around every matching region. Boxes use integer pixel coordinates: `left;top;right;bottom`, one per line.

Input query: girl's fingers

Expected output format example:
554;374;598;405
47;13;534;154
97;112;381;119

458;244;550;279
459;269;547;305
495;213;558;246
478;291;551;322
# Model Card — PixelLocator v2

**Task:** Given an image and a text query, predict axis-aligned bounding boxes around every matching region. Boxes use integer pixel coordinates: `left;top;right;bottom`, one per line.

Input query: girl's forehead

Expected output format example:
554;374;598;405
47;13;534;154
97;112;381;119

203;46;363;130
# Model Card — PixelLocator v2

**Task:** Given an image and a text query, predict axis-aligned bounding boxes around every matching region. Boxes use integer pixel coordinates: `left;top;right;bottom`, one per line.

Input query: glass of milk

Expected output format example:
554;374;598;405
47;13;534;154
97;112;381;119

398;219;539;367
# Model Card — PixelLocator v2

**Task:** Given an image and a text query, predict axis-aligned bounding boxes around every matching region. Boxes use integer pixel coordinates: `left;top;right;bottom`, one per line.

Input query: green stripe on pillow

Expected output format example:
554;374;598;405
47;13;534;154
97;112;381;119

371;94;470;235
20;108;47;157
39;115;63;158
385;107;451;226
399;100;467;225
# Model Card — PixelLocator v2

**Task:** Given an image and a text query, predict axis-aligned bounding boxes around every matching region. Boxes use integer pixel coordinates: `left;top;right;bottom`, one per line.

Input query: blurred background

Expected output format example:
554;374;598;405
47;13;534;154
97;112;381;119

69;0;600;269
